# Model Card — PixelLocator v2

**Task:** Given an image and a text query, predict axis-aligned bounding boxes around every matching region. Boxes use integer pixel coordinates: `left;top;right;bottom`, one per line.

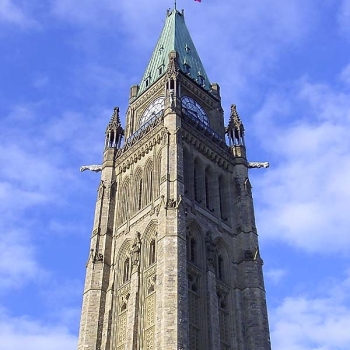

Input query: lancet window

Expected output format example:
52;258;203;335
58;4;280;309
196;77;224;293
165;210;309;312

149;239;156;266
219;175;228;221
187;225;205;349
155;151;162;198
193;158;203;204
142;225;157;350
118;177;130;224
144;160;153;205
123;257;130;283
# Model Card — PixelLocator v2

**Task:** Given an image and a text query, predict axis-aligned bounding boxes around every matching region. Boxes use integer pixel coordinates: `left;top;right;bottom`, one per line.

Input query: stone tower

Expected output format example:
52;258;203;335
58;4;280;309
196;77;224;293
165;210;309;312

77;9;271;350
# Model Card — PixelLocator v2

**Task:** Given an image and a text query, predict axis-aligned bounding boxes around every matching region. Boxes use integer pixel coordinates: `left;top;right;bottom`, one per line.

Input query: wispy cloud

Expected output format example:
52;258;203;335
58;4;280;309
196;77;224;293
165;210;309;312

270;270;350;350
338;0;350;38
0;0;37;27
0;306;77;350
253;66;350;254
266;268;288;285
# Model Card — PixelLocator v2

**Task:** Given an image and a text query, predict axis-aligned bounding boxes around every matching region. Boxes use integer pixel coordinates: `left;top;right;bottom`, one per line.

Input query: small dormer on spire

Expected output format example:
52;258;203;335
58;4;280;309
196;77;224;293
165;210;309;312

226;104;245;146
105;107;124;149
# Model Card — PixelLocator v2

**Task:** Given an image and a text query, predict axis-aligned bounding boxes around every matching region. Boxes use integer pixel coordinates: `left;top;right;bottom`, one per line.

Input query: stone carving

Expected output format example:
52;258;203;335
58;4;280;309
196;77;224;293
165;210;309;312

166;198;176;208
131;231;141;268
254;246;260;260
147;274;156;295
205;231;217;269
169;89;175;111
244;250;254;260
234;178;241;197
248;162;269;169
119;293;130;313
80;165;102;172
166;52;180;80
93;251;104;263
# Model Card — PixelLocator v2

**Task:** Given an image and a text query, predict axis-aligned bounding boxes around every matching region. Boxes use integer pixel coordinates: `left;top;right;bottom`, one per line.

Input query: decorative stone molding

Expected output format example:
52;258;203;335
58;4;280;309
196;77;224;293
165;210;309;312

181;75;219;106
181;127;231;171
117;127;168;173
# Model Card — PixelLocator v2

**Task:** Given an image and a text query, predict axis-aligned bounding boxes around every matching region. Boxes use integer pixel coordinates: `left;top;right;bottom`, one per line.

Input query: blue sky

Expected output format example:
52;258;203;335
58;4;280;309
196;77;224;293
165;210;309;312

1;0;350;349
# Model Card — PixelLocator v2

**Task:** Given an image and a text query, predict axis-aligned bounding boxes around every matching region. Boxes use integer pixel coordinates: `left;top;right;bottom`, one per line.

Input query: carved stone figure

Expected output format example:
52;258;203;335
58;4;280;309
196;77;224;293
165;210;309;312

167;198;176;208
205;231;217;268
131;232;141;267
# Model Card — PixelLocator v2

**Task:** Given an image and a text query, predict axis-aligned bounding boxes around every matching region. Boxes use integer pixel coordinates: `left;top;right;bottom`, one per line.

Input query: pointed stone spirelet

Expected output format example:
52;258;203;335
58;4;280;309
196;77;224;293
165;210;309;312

225;104;245;146
105;107;124;149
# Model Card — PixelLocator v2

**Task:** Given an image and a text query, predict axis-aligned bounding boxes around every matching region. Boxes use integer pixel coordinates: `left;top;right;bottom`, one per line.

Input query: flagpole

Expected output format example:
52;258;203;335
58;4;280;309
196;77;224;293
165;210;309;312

174;0;177;10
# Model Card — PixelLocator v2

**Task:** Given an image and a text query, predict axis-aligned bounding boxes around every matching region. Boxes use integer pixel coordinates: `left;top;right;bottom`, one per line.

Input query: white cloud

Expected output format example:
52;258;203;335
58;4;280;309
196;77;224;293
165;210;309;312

339;63;350;86
0;307;77;350
265;268;287;284
0;228;45;290
0;0;37;27
252;70;350;254
0;103;103;291
338;0;350;38
270;271;350;350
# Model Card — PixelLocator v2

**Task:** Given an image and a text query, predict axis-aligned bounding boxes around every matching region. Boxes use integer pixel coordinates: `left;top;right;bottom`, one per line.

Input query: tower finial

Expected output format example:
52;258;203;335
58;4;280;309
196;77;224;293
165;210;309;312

174;0;177;10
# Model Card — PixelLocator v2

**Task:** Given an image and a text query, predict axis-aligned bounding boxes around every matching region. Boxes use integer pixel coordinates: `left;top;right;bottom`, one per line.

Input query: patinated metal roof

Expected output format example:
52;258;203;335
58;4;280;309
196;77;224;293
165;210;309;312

138;9;211;96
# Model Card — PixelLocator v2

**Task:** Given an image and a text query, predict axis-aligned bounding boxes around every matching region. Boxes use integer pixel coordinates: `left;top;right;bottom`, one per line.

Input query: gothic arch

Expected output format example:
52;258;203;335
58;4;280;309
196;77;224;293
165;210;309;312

116;239;132;288
187;220;206;349
142;220;158;268
213;237;231;285
214;237;232;348
183;146;192;198
154;149;162;198
204;165;214;212
118;176;130;224
134;166;143;212
218;174;229;221
144;158;153;205
193;157;204;204
186;220;205;268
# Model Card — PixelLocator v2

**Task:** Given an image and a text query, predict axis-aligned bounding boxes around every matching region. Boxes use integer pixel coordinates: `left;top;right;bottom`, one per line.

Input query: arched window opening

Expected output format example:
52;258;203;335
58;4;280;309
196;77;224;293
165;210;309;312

194;168;198;202
149;171;153;203
218;255;224;281
205;174;210;209
183;148;192;197
149;239;156;266
123;257;130;283
190;238;197;263
138;179;143;210
219;176;228;221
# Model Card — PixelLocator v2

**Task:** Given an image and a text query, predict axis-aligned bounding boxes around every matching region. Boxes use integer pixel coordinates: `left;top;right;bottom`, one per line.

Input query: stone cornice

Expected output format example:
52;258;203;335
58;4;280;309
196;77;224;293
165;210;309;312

180;74;220;107
115;124;168;173
181;123;233;171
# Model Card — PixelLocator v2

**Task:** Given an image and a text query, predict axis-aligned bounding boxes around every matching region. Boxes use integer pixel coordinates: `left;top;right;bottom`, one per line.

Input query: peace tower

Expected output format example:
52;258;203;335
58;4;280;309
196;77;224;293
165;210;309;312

77;8;271;350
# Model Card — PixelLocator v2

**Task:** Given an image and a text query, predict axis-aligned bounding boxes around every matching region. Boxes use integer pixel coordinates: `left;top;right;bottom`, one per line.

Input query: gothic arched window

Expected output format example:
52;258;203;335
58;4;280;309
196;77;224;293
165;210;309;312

138;179;143;210
123;257;130;283
194;167;198;202
193;158;203;204
205;173;210;209
217;255;224;281
219;175;228;221
149;239;156;266
189;238;197;263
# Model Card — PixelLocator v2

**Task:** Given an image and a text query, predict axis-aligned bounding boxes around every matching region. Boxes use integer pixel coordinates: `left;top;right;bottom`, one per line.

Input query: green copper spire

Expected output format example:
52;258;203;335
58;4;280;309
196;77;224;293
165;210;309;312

138;9;211;96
